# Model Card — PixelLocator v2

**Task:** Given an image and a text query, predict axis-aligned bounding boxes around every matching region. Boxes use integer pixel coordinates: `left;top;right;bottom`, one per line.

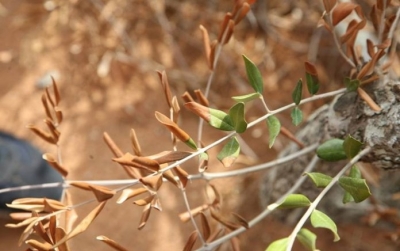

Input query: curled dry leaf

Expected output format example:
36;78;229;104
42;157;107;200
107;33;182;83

162;169;179;187
43;198;68;212
26;239;53;250
130;128;142;156
55;107;63;124
140;173;163;191
209;40;218;70
45;87;55;108
41;94;53;121
172;96;180;118
53;201;107;249
182;91;195;103
149;150;192;164
323;0;337;13
6;216;38;229
231;212;249;229
138;203;151;230
7;203;45;212
33;220;52;244
207;183;222;206
117;187;148;204
64;190;78;234
340;19;367;44
43;153;68;177
207;227;225;243
155;111;191;143
157;70;173;107
218;12;233;43
70;181;91;191
357;49;385;79
173;166;189;188
234;2;250;24
9;212;35;221
357;87;382;112
151;196;162;211
49;215;57;243
89;185;116;202
134;195;154;206
223;20;235;44
194;89;209;107
96;235;129;251
366;39;376;58
44;118;60;142
51;77;61;106
200;212;211;240
332;2;359;25
183;231;198;251
210;209;240;230
132;156;160;172
55;228;70;251
27;125;56;145
199;25;211;65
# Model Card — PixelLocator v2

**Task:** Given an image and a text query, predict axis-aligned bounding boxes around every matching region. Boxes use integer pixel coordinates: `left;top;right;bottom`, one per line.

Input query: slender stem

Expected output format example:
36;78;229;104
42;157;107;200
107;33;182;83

387;7;400;42
285;147;371;251
198;155;320;251
181;187;206;245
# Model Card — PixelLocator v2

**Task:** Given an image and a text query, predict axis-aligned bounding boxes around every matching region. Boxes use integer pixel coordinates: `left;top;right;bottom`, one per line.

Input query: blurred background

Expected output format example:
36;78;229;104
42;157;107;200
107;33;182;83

0;0;398;250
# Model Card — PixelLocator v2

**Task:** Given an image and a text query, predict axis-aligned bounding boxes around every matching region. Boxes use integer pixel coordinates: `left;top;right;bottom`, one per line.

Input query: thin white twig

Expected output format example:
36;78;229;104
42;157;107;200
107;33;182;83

285;147;371;251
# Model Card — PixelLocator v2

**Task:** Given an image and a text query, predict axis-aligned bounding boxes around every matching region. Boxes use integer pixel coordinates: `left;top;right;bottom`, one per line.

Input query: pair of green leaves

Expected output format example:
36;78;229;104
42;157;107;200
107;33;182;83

316;135;363;162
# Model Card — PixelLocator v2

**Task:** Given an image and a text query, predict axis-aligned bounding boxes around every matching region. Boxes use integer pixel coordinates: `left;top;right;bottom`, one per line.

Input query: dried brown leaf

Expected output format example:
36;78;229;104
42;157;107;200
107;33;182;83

340;19;366;44
55;107;63;124
172;96;180;119
323;0;337;12
174;166;189;188
69;181;91;191
130;129;142;156
117;187;148;204
218;12;233;42
6;217;38;229
207;227;225;243
43;198;68;212
370;5;381;31
332;2;358;25
182;91;194;103
134;195;154;206
377;38;391;49
27;125;56;144
42;153;68;177
235;2;250;24
55;228;70;251
89;185;116;202
96;235;129;251
199;25;211;66
223;20;235;44
157;70;173;107
155;111;191;142
209;40;218;70
138;203;151;230
63;190;77;234
103;132;124;157
208;184;222;206
53;201;107;248
25;239;53;250
51;77;61;106
357;87;382;112
41;94;53;121
280;127;305;149
162;169;179;187
18;218;37;246
33;220;52;244
184;102;210;122
9;212;35;221
7;203;45;212
151;151;192;164
318;15;332;32
366;39;376;58
113;153;156;173
44;118;60;143
49;215;57;244
150;197;162;211
200;212;211;240
231;212;249;229
132;156;160;172
210;209;240;230
357;49;385;79
140;173;163;191
45;87;55;108
194;89;209;107
183;231;198;251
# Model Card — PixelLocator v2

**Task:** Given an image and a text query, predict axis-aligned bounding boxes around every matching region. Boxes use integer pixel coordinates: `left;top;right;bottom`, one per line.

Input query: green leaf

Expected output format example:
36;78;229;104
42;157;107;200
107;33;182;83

291;107;303;126
243;55;264;94
343;135;363;159
209;108;235;131
277;194;311;209
310;209;340;242
229;103;248;133
266;115;281;148
306;72;320;95
338;177;371;203
304;172;333;188
297;228;317;251
344;77;360;92
232;93;261;103
265;237;288;251
292;79;303;105
316;139;347;162
184;138;198;150
217;137;240;168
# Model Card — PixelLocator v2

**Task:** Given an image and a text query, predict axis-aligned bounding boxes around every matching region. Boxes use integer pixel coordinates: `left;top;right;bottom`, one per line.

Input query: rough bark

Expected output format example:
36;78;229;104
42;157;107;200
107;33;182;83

260;80;400;223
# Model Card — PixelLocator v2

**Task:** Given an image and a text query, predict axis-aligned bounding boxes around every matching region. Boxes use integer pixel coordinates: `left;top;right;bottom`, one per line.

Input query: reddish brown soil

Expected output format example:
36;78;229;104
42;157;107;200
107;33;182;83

0;1;399;251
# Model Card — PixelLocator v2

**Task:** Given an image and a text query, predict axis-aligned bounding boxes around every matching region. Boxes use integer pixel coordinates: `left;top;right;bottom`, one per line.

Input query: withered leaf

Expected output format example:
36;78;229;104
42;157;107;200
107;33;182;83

64;190;78;234
182;91;194;103
162;169;179;187
199;25;211;65
51;77;61;106
130;128;142;156
55;107;63;124
235;2;250;24
33;221;52;244
231;212;249;229
89;185;116;202
138;203;151;230
218;12;233;43
200;212;211;240
173;166;189;188
117;187;148;204
69;181;91;191
49;215;57;244
134;195;154;206
179;204;209;222
25;239;53;250
6;203;44;212
96;235;129;251
132;156;160;172
209;40;218;70
53;201;107;248
155;111;192;143
150;197;162;211
183;231;198;251
43;198;68;212
357;87;381;112
366;39;375;58
27;125;56;145
41;94;53;121
210;209;240;230
140;173;163;191
323;0;337;13
207;227;225;243
5;217;38;229
332;2;359;25
194;89;209;107
223;20;235;44
150;151;192;164
44;118;60;143
157;70;173;108
42;153;68;177
55;228;70;251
